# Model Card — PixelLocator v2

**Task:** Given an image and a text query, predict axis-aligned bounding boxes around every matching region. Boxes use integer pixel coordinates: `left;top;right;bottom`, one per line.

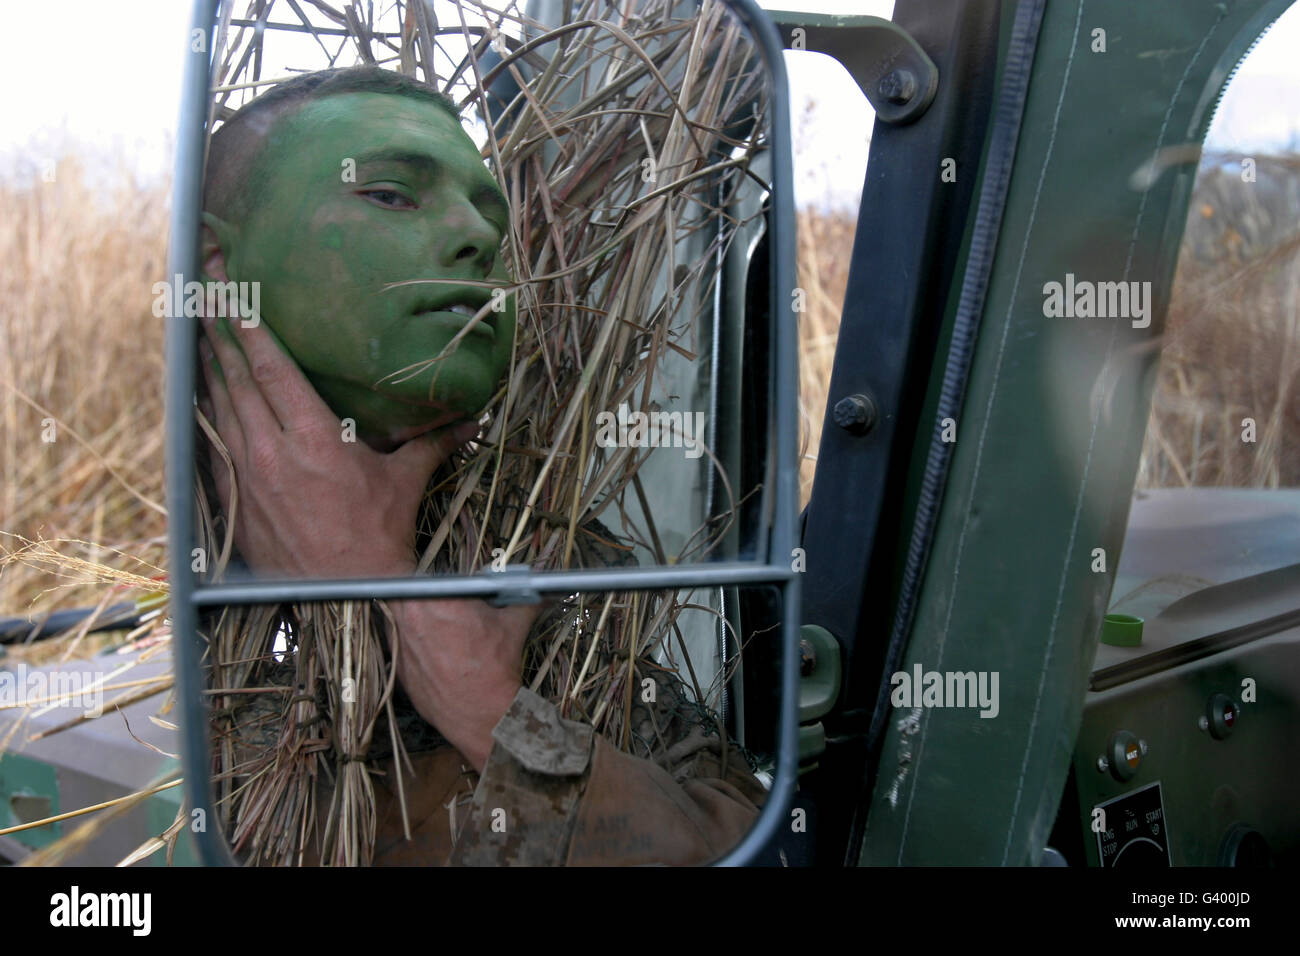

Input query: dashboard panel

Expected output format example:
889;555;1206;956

1066;489;1300;866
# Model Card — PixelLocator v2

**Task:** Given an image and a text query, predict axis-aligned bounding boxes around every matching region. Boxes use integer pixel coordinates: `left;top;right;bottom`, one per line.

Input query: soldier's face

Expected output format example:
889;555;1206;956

219;92;517;447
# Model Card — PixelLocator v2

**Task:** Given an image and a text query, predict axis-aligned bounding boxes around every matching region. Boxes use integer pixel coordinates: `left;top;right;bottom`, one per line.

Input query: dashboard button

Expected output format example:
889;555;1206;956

1108;730;1143;781
1207;693;1238;740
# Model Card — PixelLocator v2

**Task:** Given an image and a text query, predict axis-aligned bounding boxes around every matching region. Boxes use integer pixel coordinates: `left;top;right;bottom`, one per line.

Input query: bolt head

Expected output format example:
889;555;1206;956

833;394;877;434
799;639;816;677
878;69;917;105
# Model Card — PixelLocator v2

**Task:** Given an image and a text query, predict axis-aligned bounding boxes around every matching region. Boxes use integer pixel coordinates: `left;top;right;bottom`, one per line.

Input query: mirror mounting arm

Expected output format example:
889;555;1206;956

767;12;939;125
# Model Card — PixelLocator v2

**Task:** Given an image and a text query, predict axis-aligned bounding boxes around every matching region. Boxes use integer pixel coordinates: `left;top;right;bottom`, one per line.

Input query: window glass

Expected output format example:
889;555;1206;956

1115;7;1300;617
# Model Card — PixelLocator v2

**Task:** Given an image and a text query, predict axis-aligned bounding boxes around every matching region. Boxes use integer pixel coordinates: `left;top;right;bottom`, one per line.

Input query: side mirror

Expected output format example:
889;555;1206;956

166;0;799;866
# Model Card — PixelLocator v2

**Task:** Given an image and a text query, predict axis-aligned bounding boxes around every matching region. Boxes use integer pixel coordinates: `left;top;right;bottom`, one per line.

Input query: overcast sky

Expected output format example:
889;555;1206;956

1;0;1297;209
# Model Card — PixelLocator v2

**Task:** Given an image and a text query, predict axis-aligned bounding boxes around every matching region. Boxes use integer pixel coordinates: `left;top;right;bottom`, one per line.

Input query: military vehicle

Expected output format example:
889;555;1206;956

2;0;1295;872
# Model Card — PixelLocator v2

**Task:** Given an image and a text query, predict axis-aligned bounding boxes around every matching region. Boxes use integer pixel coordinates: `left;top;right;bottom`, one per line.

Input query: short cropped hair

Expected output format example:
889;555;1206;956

204;66;461;225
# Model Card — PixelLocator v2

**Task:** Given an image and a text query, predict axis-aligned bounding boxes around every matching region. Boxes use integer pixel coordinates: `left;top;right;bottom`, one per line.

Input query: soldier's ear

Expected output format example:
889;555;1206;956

200;211;237;283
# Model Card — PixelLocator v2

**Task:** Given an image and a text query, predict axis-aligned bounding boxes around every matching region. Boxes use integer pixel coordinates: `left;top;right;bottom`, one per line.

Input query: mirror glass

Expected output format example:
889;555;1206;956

202;583;783;865
189;0;777;586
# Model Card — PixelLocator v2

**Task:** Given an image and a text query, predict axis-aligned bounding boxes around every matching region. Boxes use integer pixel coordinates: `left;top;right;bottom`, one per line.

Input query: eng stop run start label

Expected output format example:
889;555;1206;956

1097;781;1171;867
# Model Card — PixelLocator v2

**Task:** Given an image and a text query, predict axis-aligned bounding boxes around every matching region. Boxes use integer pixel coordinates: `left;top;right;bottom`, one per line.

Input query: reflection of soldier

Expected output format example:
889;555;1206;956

199;68;763;864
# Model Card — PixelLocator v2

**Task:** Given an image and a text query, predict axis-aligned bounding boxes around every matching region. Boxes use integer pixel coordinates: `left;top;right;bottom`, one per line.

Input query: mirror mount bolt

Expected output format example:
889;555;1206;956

833;393;878;436
799;638;817;677
878;69;917;105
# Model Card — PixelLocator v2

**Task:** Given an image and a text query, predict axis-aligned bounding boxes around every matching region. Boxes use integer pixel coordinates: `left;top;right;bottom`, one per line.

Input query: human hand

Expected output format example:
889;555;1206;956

387;598;544;773
198;311;535;766
197;313;478;579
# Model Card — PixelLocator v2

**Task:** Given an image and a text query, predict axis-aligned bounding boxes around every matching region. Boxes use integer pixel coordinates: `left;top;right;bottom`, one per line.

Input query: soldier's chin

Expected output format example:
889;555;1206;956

357;402;461;449
337;382;491;449
384;415;463;446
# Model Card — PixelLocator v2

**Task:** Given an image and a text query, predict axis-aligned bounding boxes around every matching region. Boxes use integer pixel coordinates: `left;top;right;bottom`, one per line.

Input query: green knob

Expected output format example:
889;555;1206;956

1102;613;1143;647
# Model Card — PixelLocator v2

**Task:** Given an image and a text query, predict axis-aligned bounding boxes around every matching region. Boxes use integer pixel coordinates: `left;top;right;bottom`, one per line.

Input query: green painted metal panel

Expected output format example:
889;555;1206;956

861;0;1296;865
145;765;200;867
0;752;62;850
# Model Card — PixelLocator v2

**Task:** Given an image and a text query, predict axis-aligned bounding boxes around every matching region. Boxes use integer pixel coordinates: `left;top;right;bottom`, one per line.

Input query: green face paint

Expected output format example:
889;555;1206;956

213;92;516;447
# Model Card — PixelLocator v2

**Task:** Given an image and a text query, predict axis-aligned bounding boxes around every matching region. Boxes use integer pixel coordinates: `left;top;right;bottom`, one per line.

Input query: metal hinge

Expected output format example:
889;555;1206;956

797;624;843;764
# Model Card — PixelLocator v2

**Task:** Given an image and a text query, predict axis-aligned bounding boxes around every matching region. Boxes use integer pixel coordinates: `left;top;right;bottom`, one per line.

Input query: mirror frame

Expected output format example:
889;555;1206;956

166;0;799;866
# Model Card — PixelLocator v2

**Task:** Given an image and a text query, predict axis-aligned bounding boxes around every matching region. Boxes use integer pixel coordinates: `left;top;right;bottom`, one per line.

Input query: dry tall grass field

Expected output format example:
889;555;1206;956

1;160;169;621
1137;153;1300;489
1;151;1297;624
797;206;856;502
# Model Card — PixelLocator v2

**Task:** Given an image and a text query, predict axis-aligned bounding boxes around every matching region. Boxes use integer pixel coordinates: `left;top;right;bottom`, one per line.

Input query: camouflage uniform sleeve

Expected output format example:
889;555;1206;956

447;680;766;866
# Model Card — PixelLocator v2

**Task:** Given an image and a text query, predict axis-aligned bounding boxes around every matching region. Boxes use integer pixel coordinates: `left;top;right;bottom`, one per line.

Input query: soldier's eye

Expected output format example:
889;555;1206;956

359;189;416;209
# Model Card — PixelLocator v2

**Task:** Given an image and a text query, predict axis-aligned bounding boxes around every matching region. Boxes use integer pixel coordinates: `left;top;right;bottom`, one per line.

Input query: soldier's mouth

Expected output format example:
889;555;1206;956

413;306;496;342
